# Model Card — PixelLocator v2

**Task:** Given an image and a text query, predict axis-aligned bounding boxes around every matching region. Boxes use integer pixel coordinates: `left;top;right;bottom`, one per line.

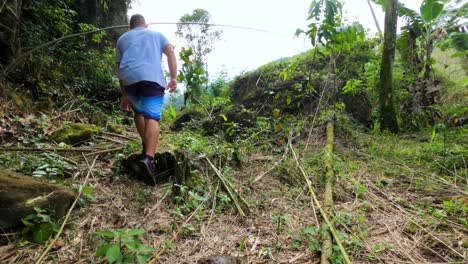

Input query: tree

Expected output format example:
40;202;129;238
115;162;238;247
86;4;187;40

0;0;23;65
176;9;222;105
378;0;399;133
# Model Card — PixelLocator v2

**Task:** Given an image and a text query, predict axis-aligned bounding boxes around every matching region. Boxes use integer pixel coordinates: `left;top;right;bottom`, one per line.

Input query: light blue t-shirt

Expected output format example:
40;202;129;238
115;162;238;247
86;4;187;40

116;27;170;86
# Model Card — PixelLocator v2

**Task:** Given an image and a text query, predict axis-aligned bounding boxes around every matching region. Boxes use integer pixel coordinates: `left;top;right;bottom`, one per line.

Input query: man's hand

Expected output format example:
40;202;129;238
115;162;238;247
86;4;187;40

166;78;177;93
120;95;131;111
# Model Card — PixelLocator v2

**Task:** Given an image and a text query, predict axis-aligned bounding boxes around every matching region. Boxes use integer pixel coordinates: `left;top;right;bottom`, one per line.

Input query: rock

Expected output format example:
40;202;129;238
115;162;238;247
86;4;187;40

197;255;241;264
50;123;94;145
0;170;76;229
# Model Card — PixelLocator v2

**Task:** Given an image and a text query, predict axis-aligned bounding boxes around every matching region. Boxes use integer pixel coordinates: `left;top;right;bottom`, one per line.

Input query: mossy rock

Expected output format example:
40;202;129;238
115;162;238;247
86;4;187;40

0;170;76;229
107;123;124;134
170;108;204;131
123;150;193;191
202;109;257;135
50;123;94;145
90;111;106;126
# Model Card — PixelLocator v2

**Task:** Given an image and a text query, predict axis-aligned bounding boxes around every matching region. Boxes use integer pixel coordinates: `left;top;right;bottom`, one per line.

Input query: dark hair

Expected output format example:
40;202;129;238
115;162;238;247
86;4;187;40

130;14;146;29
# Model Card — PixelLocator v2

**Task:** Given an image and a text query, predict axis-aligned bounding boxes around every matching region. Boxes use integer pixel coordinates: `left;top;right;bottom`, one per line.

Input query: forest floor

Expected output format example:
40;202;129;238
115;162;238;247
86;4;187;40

0;111;467;264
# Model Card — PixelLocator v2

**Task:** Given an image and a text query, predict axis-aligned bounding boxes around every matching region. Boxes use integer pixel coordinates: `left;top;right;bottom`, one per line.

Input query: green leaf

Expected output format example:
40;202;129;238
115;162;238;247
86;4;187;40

124;241;139;251
106;243;121;264
21;219;34;227
96;244;112;257
123;255;135;263
303;227;318;235
420;0;444;22
137;244;155;252
137;253;153;264
83;186;93;196
33;222;53;243
220;114;228;122
430;127;437;143
127;229;146;237
96;230;117;238
37;213;51;223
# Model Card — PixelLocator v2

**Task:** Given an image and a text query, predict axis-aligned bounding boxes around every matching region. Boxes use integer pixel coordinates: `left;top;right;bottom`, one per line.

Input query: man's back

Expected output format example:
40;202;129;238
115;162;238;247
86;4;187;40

116;27;170;86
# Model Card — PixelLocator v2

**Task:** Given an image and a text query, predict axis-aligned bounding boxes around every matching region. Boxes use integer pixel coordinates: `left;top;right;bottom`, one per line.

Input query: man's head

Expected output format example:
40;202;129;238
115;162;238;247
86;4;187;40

130;14;146;29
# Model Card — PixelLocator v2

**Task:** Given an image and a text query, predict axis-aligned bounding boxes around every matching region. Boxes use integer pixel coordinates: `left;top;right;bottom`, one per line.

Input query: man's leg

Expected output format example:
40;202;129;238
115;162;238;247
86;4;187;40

143;118;160;157
134;113;145;152
134;113;145;139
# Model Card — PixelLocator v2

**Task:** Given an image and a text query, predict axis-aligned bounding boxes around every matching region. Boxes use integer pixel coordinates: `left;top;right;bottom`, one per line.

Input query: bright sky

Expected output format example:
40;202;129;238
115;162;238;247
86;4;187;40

129;0;423;78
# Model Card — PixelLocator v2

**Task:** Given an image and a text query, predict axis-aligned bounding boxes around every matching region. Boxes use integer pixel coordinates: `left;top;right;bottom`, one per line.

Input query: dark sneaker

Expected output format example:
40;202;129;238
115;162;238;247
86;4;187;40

139;155;156;186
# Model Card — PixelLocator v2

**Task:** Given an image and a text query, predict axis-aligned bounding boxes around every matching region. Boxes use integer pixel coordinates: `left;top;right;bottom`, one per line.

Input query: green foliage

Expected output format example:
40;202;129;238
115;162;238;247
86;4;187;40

298;0;344;46
176;9;222;106
22;207;60;244
95;228;154;264
420;0;445;22
178;47;206;105
9;0;119;110
271;212;291;234
17;153;72;181
290;226;321;252
176;9;222;63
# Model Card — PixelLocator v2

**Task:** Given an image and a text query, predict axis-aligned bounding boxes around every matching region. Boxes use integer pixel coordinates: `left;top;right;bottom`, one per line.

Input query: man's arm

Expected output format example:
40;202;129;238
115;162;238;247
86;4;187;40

163;44;177;93
117;63;130;111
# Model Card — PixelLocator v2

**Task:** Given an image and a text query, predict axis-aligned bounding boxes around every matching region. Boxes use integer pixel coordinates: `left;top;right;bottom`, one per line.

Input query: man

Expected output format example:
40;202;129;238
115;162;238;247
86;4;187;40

116;14;177;186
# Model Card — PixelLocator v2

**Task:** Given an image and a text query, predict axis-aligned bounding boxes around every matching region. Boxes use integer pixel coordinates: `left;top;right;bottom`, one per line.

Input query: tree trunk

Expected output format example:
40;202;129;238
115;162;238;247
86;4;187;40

0;0;22;64
320;120;335;264
378;0;399;133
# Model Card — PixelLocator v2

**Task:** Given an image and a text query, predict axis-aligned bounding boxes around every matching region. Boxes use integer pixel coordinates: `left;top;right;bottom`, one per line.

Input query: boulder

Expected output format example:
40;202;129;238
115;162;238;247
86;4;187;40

50;123;94;145
0;170;76;229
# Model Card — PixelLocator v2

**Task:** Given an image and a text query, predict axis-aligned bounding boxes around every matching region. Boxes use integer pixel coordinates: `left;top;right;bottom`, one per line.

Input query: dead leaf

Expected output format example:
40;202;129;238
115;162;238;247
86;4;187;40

0;244;16;261
52;237;65;250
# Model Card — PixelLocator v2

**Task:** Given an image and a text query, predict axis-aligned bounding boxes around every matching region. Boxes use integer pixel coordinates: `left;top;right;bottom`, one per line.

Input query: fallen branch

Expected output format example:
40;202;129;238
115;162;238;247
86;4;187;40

205;156;250;217
35;155;98;264
83;146;125;157
0;147;97;152
320;121;335;264
289;139;351;264
102;131;137;141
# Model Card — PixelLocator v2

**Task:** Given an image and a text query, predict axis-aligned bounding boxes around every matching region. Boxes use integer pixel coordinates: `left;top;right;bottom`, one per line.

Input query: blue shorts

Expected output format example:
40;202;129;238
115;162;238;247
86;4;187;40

125;81;165;121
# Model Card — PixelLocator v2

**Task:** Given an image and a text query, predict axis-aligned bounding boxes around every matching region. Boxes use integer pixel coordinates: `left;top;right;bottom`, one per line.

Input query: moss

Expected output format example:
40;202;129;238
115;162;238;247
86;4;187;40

107;123;124;134
90;112;106;126
50;123;94;145
10;93;33;112
0;170;75;228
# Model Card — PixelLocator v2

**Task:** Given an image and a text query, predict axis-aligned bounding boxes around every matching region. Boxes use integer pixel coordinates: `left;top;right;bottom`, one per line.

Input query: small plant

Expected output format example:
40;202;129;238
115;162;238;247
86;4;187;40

271;212;291;234
95;228;154;264
290;227;320;252
72;184;96;206
22;207;60;243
